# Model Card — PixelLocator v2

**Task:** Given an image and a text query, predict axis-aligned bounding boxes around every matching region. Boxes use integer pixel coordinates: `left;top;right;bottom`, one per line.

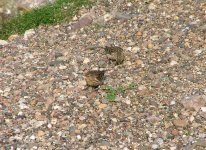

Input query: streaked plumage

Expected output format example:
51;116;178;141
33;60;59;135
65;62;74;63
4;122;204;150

85;70;105;87
104;46;124;65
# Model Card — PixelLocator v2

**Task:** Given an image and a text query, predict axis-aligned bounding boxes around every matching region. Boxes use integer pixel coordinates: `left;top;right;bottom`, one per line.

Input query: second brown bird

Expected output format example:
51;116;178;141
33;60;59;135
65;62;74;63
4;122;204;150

104;46;124;65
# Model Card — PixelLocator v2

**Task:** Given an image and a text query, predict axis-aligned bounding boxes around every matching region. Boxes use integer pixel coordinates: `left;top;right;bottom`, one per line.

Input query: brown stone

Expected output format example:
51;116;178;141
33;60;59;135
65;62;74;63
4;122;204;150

30;99;38;107
87;91;98;99
147;43;154;49
35;112;46;121
98;104;108;109
135;59;143;66
171;129;179;136
8;34;19;41
136;31;143;37
37;130;45;139
173;119;188;127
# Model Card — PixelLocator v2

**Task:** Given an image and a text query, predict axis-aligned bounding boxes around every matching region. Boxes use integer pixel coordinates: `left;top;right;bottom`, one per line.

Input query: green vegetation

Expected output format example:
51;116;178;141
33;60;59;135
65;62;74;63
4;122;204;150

102;83;137;102
103;86;117;102
0;0;92;40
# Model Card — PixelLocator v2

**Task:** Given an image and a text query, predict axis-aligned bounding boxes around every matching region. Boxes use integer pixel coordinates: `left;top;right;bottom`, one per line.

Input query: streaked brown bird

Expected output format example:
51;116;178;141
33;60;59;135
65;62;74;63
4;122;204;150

104;46;124;65
85;70;105;87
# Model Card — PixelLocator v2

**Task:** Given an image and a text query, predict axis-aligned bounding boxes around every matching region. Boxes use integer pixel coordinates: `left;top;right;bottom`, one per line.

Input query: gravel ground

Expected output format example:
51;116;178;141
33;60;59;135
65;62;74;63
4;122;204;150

0;0;206;149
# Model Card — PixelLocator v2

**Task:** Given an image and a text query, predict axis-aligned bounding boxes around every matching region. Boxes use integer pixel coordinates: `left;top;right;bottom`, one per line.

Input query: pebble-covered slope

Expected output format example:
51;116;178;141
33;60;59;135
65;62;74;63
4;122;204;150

0;0;206;149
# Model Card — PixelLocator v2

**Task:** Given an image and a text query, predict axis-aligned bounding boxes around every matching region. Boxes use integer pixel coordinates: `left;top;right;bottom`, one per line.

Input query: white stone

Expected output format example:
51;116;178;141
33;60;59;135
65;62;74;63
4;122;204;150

70;34;76;39
201;107;206;112
170;146;177;150
53;105;62;110
173;77;178;80
24;53;34;59
170;60;178;66
151;144;158;149
83;58;90;64
51;118;57;125
148;3;156;10
194;49;202;56
170;100;176;105
156;138;164;145
126;47;132;51
73;15;78;21
18;111;24;116
30;135;36;140
138;85;147;91
59;65;67;70
29;120;47;128
127;2;132;7
131;46;140;53
190;116;195;122
47;123;52;128
103;13;113;22
0;40;8;46
32;146;38;150
125;99;131;105
111;118;118;122
4;87;11;92
77;135;81;140
24;29;35;40
19;103;29;109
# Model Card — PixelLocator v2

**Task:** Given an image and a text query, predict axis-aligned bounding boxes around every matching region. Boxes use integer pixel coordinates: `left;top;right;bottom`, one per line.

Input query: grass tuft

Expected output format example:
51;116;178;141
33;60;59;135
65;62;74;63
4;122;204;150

102;83;137;102
0;0;92;40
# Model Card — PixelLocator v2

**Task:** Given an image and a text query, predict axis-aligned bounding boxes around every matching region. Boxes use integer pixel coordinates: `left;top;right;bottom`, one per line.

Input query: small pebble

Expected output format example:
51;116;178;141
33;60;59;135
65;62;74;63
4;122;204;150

170;101;176;105
18;111;24;116
59;65;67;70
189;116;195;122
77;135;81;140
147;43;154;49
123;147;129;150
170;60;178;66
51;118;58;125
156;138;164;145
171;129;179;136
83;58;90;64
151;144;158;149
127;46;132;51
201;107;206;112
47;123;52;128
138;85;147;91
136;31;143;37
170;146;177;150
135;59;143;66
98;104;108;109
148;3;156;10
30;135;36;140
24;29;35;40
125;99;131;105
131;46;140;53
32;146;38;150
174;16;179;20
127;2;132;7
194;49;202;56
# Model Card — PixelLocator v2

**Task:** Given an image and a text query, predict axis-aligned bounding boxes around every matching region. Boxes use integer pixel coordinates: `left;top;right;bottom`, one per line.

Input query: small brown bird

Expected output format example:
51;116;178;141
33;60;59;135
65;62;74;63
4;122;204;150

85;70;105;87
104;46;124;65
